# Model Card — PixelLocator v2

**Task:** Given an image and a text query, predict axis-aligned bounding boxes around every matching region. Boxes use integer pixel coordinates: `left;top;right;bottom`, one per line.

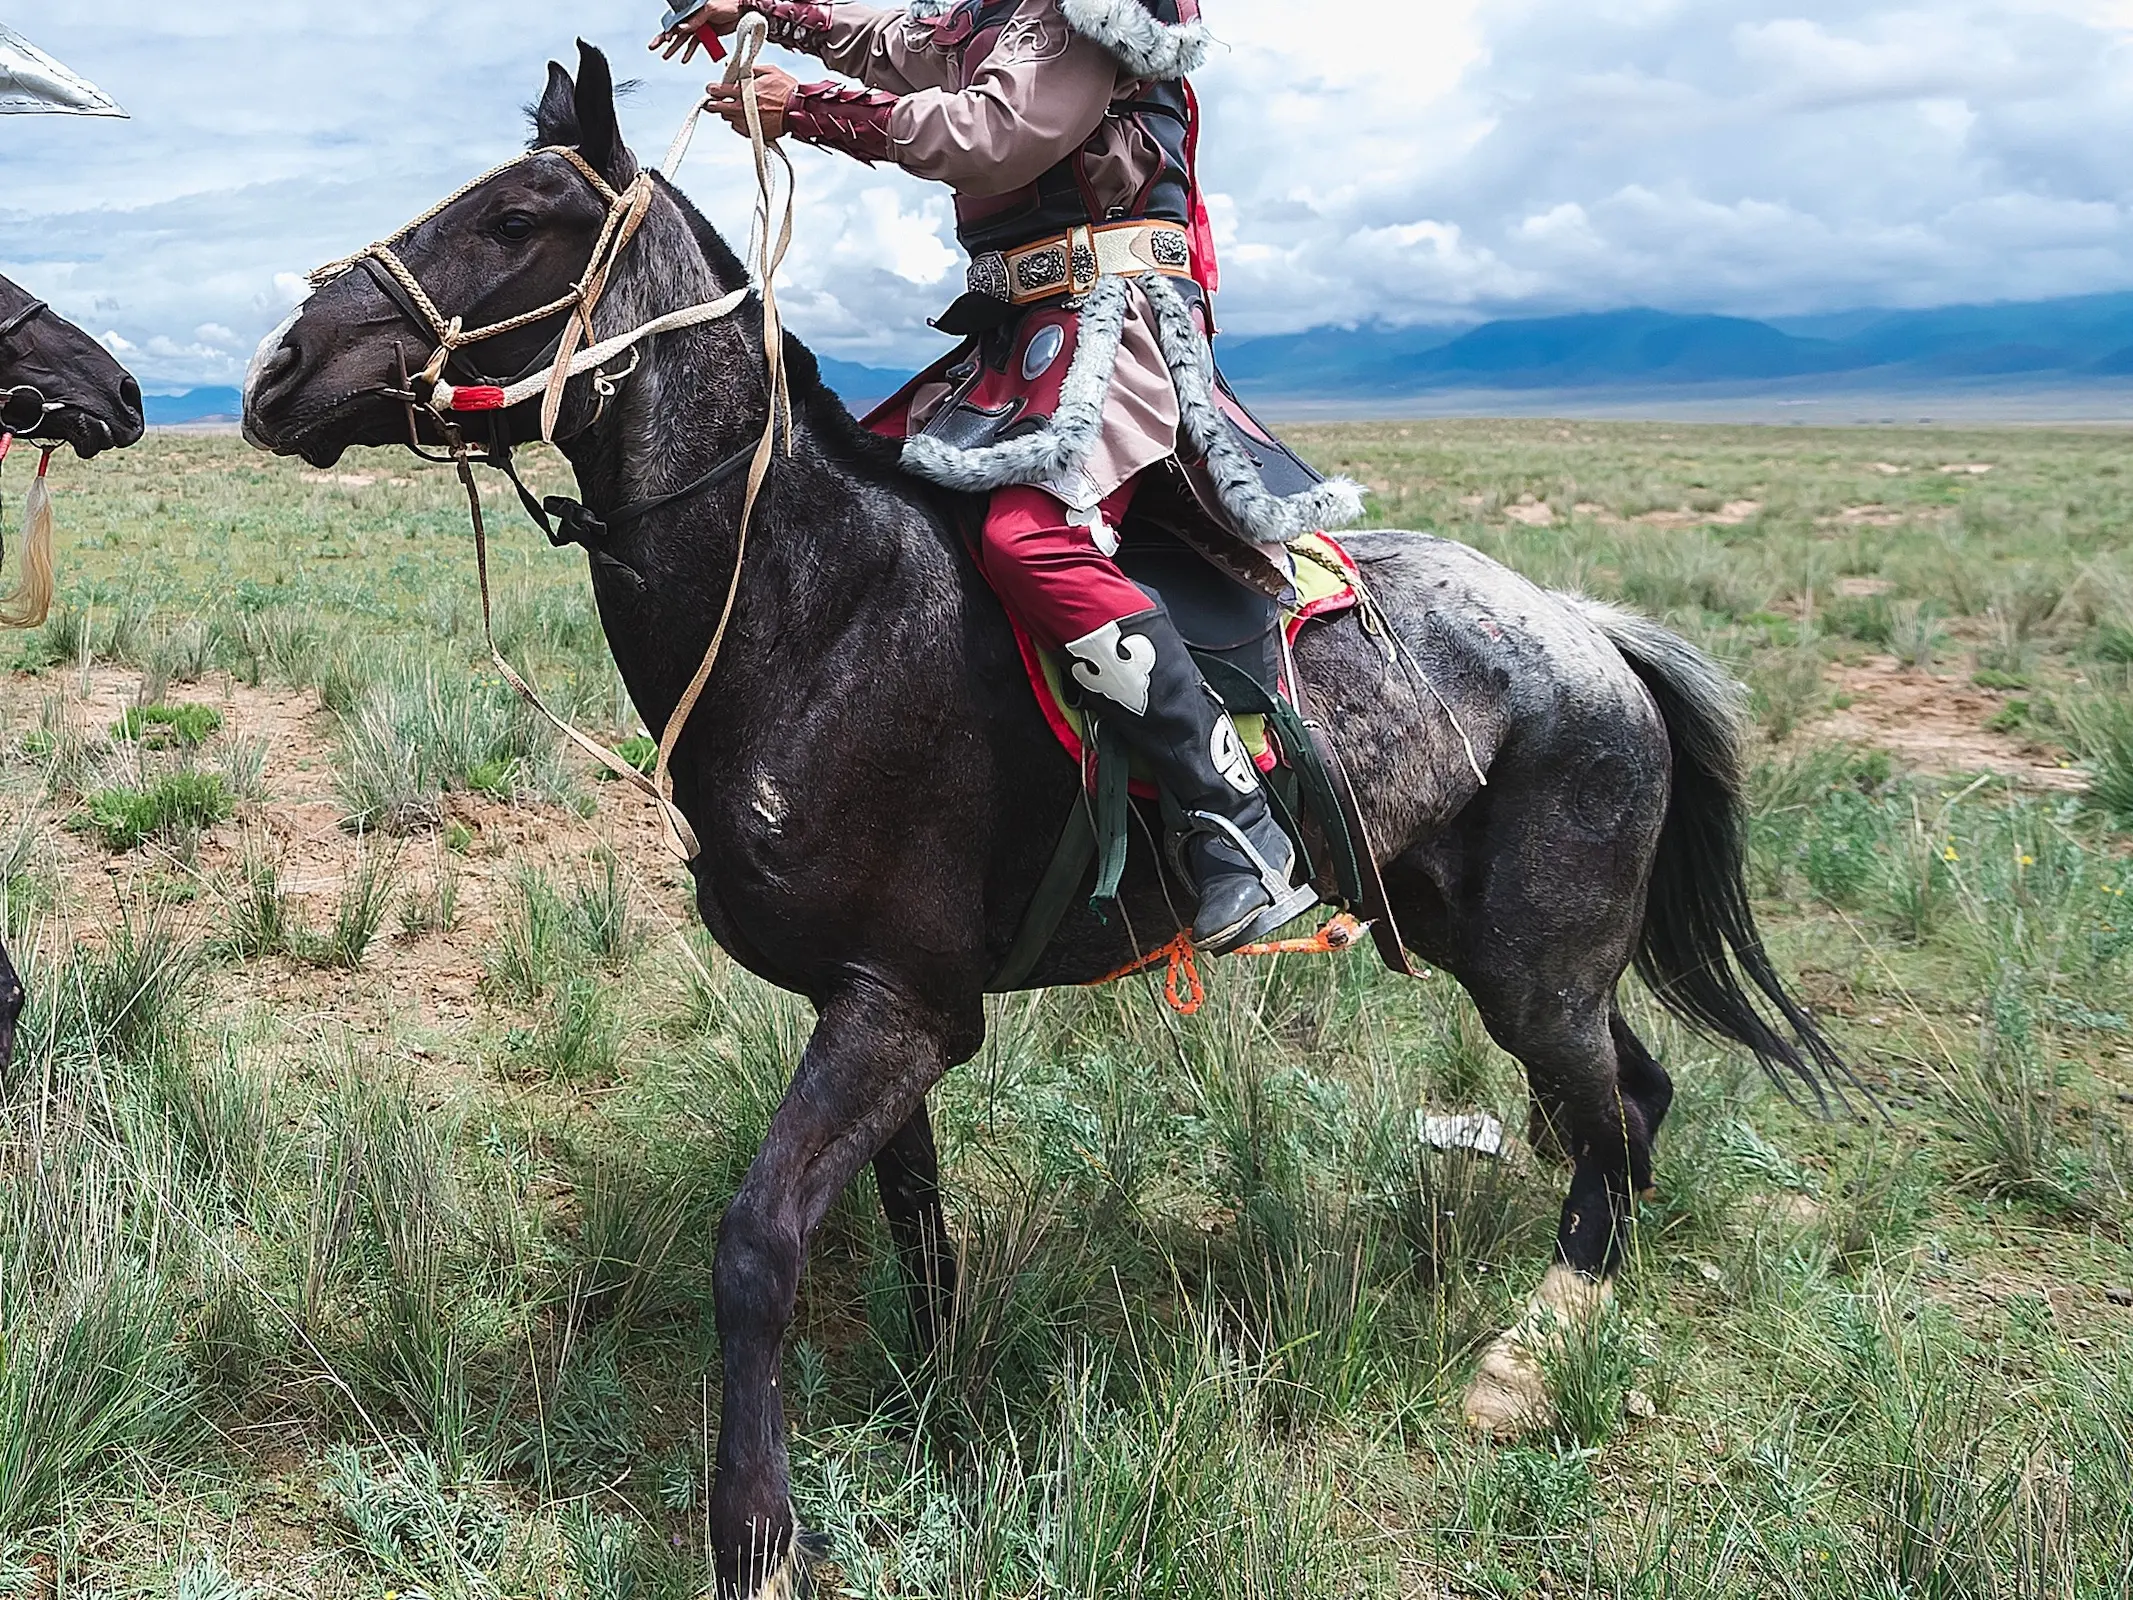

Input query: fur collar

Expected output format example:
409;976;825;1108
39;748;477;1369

1059;0;1209;79
907;0;1210;79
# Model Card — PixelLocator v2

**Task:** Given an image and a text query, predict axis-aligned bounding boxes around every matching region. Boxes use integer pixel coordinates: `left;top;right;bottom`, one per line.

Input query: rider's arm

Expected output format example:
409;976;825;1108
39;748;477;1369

742;2;963;94
787;2;1121;195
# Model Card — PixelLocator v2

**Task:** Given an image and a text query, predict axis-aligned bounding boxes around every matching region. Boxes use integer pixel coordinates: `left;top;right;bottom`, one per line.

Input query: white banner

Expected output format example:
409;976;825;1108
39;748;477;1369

0;23;125;116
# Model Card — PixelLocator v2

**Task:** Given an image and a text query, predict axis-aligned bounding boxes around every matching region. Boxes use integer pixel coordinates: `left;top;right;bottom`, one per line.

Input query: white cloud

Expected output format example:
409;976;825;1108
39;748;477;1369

5;0;2133;386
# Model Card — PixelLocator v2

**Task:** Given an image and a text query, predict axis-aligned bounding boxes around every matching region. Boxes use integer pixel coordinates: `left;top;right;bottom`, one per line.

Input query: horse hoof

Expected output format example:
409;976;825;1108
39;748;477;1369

1461;1338;1548;1437
1460;1266;1615;1438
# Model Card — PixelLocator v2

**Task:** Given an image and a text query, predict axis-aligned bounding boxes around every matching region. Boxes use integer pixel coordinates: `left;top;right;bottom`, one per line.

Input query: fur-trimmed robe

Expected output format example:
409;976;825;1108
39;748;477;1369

776;0;1363;543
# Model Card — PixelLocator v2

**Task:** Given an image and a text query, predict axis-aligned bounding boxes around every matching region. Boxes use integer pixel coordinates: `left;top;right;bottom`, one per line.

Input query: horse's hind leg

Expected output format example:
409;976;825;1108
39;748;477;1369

709;980;975;1598
1450;984;1672;1436
1387;762;1672;1435
873;1100;958;1353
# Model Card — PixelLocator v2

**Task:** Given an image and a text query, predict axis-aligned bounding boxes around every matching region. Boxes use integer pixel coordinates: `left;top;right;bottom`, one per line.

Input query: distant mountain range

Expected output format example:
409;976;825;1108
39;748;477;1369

1217;292;2133;399
144;290;2133;422
146;387;243;425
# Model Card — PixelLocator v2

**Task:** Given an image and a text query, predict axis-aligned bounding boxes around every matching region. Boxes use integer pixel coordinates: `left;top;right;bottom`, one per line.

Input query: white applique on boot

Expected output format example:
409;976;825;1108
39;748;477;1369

1066;620;1156;715
1210;716;1258;794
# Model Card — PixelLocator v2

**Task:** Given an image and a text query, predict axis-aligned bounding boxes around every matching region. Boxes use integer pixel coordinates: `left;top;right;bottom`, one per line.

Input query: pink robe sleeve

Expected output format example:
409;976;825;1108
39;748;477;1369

749;3;964;95
885;1;1123;198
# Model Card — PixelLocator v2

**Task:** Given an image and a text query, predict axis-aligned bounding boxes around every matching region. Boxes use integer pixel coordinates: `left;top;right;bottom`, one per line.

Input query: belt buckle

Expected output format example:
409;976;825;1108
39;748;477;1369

1067;226;1098;297
968;252;1011;304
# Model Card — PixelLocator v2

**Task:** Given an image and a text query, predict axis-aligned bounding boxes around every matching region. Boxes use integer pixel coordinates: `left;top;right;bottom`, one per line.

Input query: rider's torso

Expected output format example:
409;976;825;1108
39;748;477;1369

938;0;1196;258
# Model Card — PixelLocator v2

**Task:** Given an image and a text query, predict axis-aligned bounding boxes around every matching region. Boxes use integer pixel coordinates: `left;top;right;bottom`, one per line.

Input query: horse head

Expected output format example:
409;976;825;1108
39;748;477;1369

245;41;724;468
0;274;145;458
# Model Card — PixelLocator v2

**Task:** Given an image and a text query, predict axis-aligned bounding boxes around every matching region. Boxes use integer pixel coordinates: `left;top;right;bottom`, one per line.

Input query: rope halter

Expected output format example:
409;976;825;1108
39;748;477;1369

307;144;743;444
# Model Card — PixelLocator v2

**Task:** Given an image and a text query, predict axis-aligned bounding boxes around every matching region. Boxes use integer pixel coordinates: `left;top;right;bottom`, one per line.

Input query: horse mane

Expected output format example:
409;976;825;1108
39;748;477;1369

650;173;915;488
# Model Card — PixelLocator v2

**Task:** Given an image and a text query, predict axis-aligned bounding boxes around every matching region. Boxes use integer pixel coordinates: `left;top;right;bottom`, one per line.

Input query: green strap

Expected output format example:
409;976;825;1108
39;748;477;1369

1090;716;1133;909
987;793;1098;993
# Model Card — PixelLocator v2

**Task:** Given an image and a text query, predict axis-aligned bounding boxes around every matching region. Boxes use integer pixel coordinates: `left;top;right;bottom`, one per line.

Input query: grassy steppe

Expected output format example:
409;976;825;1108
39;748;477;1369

1;421;2129;1599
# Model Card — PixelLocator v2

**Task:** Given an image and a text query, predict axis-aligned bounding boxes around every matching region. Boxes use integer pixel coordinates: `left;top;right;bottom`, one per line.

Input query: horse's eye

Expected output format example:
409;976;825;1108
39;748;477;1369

495;213;538;243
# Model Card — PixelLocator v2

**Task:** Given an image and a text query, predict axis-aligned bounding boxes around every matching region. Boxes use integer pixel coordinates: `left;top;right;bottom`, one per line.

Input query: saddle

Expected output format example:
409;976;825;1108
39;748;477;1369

989;515;1406;990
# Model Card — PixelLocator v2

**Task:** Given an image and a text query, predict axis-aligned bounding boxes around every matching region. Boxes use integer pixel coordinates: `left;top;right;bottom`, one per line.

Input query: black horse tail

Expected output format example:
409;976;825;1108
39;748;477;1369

1572;599;1854;1111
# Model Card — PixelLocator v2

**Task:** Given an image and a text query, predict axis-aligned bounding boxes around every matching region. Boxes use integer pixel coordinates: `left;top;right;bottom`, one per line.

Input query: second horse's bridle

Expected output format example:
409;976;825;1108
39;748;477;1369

0;299;69;441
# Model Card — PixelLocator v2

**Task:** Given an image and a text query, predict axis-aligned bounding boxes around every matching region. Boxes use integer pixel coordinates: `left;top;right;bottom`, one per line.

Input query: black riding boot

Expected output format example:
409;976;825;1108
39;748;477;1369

1065;603;1320;955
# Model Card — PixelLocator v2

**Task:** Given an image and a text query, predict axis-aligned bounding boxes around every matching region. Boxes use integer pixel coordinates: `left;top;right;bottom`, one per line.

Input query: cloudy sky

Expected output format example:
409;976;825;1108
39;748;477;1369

5;0;2133;390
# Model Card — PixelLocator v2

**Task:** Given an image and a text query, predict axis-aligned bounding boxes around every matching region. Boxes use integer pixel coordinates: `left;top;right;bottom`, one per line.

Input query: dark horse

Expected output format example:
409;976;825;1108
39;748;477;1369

0;273;146;1074
244;45;1844;1597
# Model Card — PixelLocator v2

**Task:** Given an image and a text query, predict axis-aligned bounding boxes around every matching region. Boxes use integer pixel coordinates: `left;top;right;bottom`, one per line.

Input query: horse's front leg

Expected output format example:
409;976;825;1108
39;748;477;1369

710;977;972;1599
874;1101;958;1355
0;937;22;1076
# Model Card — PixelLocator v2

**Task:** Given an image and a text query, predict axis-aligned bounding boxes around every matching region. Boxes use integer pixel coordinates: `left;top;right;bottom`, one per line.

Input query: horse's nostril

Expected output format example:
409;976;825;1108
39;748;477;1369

119;375;142;415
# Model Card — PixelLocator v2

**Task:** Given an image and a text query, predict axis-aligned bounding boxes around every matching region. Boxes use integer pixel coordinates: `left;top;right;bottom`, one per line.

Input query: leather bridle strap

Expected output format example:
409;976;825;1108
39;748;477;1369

0;302;69;439
489;431;762;550
0;300;48;342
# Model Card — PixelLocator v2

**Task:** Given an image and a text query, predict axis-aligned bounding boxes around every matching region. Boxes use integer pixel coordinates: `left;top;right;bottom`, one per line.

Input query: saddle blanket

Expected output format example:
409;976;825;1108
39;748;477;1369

1015;531;1361;778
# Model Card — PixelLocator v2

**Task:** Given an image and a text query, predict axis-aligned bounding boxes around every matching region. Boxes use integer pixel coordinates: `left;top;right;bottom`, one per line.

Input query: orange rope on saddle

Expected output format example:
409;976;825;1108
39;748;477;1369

1089;914;1369;1016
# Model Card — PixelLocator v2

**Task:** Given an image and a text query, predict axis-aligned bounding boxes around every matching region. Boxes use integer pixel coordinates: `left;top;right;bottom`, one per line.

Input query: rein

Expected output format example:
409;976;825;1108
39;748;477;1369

310;16;792;861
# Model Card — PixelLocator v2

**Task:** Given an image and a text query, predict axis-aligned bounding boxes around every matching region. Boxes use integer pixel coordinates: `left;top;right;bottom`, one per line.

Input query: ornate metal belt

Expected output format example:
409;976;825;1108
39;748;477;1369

967;222;1195;308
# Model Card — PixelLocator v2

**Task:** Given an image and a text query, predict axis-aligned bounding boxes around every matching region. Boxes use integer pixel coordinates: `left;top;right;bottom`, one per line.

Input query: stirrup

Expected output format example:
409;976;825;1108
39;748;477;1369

1184;809;1321;953
1185;808;1297;895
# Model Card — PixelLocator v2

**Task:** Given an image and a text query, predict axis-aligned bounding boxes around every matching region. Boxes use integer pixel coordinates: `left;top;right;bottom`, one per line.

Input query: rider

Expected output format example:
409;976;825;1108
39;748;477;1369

652;0;1361;954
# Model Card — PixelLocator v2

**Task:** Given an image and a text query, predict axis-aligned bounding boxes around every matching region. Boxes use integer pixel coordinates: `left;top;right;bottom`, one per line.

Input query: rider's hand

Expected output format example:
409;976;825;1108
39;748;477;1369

649;1;745;62
706;65;798;140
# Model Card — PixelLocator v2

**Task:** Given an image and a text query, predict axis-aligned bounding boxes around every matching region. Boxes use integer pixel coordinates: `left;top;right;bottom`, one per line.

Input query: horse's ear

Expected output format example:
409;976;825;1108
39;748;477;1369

533;59;578;147
572;40;627;182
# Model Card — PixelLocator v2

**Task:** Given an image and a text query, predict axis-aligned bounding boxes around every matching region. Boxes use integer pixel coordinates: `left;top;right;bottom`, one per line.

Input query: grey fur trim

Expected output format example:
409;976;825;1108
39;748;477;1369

1058;0;1210;79
899;275;1131;494
1138;274;1368;545
902;0;1208;78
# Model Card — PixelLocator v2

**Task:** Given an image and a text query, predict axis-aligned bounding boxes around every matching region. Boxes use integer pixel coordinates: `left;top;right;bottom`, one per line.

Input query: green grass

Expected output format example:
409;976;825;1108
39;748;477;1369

111;701;224;747
84;770;234;851
0;426;2127;1596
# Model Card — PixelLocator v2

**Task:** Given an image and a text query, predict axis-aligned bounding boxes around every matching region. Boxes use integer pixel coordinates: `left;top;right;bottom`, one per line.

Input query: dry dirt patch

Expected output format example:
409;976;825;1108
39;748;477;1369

3;666;693;1050
1807;655;2084;792
1825;506;1913;528
1590;500;1764;527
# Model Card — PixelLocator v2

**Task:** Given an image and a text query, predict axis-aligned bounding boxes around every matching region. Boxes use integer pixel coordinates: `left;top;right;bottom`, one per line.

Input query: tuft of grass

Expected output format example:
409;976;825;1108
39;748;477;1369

1380;1140;1551;1289
216;734;271;803
1537;1302;1648;1448
335;661;570;835
486;867;567;1005
1942;972;2097;1218
304;844;400;971
0;1242;191;1533
507;975;624;1083
2064;690;2133;830
567;849;639;967
111;702;223;748
25;905;201;1066
84;771;233;852
217;842;298;960
1889;598;1948;669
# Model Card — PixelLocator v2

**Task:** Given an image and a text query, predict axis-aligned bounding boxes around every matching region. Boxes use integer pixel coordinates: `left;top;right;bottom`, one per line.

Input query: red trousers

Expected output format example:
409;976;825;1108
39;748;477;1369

976;480;1151;652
